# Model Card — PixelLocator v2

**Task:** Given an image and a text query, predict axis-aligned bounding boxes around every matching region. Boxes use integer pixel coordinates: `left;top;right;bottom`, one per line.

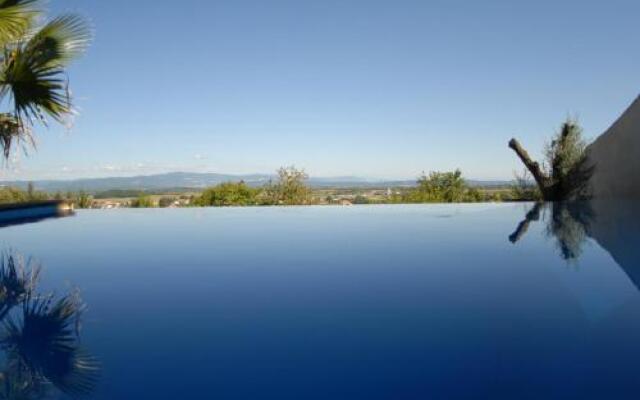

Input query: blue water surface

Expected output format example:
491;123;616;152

1;202;639;399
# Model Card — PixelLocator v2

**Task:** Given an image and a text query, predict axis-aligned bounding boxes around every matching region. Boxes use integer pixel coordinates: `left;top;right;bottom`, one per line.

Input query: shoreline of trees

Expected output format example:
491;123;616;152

1;166;540;209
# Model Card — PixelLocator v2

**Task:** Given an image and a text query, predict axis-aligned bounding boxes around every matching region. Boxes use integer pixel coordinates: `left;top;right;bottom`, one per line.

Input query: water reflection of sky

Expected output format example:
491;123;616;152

1;203;639;399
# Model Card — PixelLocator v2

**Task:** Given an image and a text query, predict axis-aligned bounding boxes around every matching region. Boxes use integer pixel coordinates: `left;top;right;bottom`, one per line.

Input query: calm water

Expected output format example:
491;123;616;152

1;202;639;399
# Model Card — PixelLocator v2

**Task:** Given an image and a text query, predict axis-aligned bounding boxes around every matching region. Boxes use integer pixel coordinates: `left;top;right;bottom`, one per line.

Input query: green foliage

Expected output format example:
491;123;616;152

466;187;483;202
0;2;91;158
73;191;93;209
510;169;542;201
0;186;98;208
544;119;593;199
353;195;369;204
130;195;155;208
94;189;145;199
396;169;482;203
158;196;177;208
0;186;47;204
262;166;311;205
0;0;38;45
193;181;260;207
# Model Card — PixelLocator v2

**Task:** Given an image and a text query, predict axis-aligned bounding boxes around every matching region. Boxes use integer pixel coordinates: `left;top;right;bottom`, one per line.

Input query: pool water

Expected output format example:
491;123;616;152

1;202;639;399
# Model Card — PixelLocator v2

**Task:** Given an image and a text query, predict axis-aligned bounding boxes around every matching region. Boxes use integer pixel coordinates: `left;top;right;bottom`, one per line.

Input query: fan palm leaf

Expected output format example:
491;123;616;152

0;113;32;158
1;14;91;124
0;2;90;159
2;294;100;396
0;0;39;46
0;253;39;321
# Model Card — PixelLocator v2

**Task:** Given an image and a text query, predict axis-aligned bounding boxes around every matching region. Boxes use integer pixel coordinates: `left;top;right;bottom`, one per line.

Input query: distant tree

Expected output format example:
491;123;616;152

262;166;311;205
395;169;483;203
130;195;155;208
0;187;29;204
94;189;144;199
74;191;93;208
353;195;369;204
418;170;465;202
0;1;91;159
193;181;260;207
466;187;483;202
510;169;542;201
0;186;48;204
158;196;177;208
26;182;35;199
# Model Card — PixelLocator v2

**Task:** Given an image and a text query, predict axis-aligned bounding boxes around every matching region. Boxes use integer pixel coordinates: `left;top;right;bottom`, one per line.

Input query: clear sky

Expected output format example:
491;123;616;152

3;0;639;181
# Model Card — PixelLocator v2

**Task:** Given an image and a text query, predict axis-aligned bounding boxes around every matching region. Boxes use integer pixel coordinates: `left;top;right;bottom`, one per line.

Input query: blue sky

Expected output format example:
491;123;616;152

2;0;639;181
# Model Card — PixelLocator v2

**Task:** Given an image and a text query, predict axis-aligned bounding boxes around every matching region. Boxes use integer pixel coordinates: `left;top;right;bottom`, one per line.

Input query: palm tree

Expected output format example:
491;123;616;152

0;0;91;159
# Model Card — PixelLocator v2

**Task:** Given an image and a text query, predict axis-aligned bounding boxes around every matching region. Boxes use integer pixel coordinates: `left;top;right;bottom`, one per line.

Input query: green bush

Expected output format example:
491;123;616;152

130;196;156;208
395;170;482;203
261;166;311;205
158;197;178;208
0;186;48;204
544;119;593;199
194;182;259;206
353;195;369;204
74;191;94;209
510;170;542;201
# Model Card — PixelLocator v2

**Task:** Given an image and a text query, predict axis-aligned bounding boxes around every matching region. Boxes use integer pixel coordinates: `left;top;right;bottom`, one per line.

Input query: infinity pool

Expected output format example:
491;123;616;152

1;202;639;399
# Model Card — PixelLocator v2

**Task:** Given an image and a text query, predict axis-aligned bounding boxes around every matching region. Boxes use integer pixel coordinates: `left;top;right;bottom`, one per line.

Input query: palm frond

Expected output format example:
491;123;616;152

0;363;49;399
0;112;33;158
2;294;100;396
1;13;91;124
0;252;39;321
24;14;92;69
0;0;39;46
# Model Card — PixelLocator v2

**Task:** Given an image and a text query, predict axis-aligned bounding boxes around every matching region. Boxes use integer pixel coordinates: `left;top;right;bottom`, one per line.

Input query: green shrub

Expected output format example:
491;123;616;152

130;196;156;208
396;169;482;203
261;166;311;205
194;182;259;206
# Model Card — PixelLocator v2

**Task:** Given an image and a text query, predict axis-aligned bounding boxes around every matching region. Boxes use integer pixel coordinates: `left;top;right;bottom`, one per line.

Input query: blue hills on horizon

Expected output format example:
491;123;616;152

0;171;511;193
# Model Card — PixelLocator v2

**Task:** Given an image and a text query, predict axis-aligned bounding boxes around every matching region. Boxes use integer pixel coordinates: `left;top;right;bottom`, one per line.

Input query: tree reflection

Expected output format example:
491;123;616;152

509;202;594;261
510;199;640;294
508;203;542;244
545;202;594;260
0;252;100;399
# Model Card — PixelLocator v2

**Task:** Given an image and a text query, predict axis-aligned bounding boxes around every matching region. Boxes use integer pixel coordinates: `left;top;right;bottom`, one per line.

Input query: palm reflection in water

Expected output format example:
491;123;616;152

0;252;100;399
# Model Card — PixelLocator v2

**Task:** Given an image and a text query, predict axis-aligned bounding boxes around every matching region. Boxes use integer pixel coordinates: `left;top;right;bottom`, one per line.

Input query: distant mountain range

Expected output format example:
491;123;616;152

0;172;511;193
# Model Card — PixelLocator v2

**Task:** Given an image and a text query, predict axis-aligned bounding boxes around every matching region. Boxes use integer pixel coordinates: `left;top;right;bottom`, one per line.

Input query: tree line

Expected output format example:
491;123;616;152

0;165;530;208
192;167;505;207
192;166;312;207
0;186;95;208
